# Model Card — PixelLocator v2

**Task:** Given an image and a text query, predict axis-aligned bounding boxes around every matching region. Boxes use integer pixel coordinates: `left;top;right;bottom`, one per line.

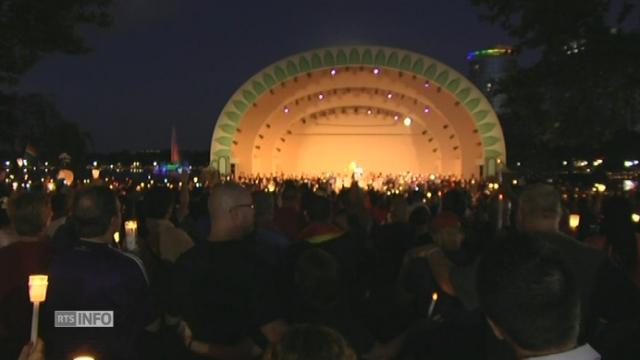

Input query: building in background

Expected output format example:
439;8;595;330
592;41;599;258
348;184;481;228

467;45;518;113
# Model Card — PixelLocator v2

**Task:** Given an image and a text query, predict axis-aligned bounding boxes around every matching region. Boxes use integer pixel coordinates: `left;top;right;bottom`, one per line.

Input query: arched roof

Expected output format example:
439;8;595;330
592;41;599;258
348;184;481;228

211;46;506;176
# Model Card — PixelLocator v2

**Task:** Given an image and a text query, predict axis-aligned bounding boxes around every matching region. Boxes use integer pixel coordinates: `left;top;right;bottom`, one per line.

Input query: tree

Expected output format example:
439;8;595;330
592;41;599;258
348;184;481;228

471;0;640;169
0;0;112;85
0;93;93;168
0;0;111;161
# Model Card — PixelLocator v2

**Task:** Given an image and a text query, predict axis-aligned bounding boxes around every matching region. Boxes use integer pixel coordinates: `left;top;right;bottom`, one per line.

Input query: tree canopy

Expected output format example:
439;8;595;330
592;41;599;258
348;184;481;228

471;0;640;169
0;0;112;85
0;0;111;163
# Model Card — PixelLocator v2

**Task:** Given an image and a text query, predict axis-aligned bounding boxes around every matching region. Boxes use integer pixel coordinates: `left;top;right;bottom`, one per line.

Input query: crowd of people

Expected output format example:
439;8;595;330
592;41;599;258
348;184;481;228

0;171;639;359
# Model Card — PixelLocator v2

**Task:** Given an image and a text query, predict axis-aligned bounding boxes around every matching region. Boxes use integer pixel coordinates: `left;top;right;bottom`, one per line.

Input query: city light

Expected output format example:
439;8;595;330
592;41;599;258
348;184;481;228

466;47;515;60
593;183;606;193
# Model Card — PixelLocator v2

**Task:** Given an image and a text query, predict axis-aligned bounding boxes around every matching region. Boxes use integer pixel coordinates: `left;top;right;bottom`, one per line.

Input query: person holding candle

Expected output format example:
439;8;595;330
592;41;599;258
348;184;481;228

0;192;53;358
16;338;45;360
42;185;156;359
409;184;640;358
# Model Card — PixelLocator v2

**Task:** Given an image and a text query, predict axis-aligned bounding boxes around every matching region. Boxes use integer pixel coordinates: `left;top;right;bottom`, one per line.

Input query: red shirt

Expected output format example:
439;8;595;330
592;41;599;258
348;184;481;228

0;240;52;303
0;240;52;342
274;206;307;242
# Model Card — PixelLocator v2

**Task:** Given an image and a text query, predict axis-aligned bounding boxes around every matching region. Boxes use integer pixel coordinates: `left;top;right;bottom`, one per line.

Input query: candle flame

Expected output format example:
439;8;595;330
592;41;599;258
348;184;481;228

29;275;48;303
432;292;438;301
569;214;580;229
124;220;138;232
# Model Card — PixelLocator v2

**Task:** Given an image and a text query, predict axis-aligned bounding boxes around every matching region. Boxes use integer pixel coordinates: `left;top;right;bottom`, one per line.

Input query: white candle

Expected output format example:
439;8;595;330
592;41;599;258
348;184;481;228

124;220;138;251
497;194;504;230
569;214;580;230
29;275;48;342
428;292;438;318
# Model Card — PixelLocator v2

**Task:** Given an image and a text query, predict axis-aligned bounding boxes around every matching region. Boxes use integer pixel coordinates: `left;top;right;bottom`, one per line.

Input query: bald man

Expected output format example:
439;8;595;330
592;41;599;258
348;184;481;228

208;183;256;242
172;183;287;359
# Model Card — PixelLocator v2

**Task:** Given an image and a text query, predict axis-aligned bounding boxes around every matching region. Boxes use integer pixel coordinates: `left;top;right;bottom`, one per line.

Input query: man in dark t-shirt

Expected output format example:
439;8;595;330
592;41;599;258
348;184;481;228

172;183;286;359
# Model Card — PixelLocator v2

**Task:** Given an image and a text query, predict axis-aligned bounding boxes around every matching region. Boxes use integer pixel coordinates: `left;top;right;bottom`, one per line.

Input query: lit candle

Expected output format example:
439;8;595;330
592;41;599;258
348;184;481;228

73;356;95;360
124;220;138;251
569;214;580;230
428;292;438;318
497;194;504;230
28;275;48;342
632;213;640;223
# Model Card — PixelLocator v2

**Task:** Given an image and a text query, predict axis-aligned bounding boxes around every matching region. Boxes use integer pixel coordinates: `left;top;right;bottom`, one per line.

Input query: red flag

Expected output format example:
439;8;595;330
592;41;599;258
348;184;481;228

171;126;180;164
25;143;38;158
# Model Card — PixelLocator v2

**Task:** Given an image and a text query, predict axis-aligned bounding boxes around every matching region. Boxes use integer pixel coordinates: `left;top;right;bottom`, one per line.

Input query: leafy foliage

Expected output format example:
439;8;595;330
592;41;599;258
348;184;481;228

471;0;640;168
0;0;112;84
0;93;93;166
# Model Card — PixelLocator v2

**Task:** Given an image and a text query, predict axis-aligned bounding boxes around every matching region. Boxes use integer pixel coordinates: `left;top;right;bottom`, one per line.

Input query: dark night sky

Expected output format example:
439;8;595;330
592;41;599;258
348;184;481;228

17;0;512;153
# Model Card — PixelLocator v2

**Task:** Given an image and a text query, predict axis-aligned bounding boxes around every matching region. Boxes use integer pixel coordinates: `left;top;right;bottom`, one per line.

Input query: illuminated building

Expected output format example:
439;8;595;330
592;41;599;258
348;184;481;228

467;45;517;112
211;46;507;178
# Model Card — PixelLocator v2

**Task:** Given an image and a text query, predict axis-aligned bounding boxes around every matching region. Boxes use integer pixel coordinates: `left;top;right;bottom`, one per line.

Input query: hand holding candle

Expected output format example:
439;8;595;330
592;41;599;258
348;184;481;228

28;275;48;343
